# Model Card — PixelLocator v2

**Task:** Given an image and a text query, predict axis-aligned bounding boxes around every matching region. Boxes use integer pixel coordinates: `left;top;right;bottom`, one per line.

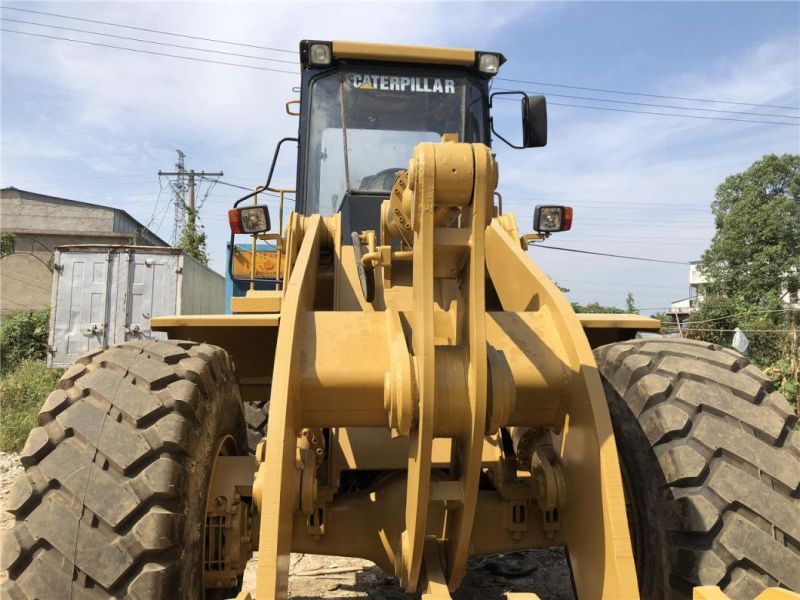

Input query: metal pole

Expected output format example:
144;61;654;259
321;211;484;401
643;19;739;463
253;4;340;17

188;170;195;214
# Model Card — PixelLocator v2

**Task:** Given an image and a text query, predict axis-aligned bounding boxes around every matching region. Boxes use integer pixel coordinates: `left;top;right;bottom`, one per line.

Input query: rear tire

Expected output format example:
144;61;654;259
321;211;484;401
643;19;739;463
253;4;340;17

0;340;248;599
595;338;800;599
244;399;269;454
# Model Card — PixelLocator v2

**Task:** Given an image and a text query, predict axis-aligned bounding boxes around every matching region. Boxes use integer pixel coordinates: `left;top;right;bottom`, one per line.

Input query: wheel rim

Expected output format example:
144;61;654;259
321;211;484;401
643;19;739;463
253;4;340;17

202;434;239;598
618;451;646;577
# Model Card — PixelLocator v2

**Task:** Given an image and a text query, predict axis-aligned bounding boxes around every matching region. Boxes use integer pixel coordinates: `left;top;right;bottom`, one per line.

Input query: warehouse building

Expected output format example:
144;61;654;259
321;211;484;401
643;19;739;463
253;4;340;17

0;187;168;320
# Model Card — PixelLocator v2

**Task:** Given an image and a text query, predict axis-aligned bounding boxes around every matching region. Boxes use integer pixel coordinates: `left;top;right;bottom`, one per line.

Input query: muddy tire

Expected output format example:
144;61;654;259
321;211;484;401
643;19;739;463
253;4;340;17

595;338;800;599
0;340;248;599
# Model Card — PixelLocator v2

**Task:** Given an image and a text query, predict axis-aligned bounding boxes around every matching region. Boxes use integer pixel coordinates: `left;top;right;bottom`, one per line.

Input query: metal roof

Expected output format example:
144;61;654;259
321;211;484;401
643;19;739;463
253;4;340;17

1;187;169;247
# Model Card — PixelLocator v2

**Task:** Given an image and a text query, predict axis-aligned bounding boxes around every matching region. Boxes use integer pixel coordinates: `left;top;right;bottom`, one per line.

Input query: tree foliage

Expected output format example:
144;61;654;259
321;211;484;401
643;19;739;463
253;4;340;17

0;233;15;258
571;301;628;314
699;154;800;307
178;208;209;265
625;292;637;314
0;359;63;452
0;308;51;375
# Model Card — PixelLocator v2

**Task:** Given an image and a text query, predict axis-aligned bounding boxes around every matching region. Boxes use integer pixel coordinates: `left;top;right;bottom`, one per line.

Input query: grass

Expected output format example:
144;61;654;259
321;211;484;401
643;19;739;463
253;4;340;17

0;359;63;452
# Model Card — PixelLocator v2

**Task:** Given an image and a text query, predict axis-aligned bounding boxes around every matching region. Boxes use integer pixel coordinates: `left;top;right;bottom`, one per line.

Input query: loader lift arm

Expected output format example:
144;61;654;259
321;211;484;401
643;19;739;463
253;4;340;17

247;139;641;599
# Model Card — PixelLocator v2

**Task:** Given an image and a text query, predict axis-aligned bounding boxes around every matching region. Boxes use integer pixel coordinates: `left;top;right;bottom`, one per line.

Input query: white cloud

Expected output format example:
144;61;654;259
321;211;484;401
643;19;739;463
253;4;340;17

1;2;798;308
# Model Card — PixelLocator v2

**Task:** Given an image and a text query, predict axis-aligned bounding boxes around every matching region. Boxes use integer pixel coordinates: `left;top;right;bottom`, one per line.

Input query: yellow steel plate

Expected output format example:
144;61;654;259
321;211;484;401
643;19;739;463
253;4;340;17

577;313;661;330
233;247;278;279
151;314;280;328
333;41;475;66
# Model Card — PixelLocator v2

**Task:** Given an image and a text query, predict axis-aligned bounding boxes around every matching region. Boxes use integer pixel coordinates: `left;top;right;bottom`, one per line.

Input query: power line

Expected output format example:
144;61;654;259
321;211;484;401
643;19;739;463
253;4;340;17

559;278;690;290
680;306;798;325
201;177;256;192
6;29;793;128
671;327;797;333
530;244;689;265
1;17;297;64
0;28;299;75
494;95;798;127
0;5;299;54
7;4;797;114
496;76;800;111
494;86;799;120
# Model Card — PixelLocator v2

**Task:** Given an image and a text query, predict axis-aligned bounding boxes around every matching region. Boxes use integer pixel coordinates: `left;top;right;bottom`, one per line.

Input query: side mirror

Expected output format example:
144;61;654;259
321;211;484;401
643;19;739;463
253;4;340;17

490;91;548;150
523;95;547;148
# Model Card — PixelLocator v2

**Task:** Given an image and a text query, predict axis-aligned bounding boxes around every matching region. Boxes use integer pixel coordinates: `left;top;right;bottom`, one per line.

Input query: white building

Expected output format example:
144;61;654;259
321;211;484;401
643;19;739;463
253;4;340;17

669;262;797;322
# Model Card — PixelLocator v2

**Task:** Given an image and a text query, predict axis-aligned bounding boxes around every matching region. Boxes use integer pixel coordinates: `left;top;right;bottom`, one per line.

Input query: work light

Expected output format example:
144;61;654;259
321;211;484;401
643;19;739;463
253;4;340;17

533;205;573;233
228;206;271;234
309;43;332;66
478;53;501;75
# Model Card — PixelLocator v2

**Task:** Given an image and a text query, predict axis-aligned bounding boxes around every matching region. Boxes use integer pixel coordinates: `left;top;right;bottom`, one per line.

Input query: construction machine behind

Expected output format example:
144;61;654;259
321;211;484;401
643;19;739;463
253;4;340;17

2;40;799;600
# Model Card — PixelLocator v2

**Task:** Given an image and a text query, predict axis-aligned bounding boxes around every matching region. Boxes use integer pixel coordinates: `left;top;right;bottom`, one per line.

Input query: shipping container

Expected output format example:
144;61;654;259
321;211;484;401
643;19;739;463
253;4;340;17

48;245;224;367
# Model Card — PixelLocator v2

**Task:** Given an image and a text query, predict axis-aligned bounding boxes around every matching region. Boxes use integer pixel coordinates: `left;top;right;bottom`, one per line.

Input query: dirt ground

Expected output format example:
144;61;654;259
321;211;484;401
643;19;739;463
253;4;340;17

0;451;575;599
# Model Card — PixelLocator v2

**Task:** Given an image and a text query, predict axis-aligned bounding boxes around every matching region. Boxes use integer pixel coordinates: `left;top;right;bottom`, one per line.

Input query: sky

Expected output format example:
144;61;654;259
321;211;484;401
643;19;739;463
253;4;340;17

1;1;799;313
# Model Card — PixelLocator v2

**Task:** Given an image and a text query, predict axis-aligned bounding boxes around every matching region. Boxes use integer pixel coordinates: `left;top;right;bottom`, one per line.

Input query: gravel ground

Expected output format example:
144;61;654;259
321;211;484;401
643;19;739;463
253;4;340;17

0;451;574;599
0;451;24;532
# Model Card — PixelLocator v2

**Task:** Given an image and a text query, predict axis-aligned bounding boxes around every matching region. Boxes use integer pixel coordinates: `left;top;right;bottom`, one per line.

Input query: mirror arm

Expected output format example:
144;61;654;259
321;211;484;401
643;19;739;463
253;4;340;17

234;137;299;208
229;136;298;285
489;90;527;150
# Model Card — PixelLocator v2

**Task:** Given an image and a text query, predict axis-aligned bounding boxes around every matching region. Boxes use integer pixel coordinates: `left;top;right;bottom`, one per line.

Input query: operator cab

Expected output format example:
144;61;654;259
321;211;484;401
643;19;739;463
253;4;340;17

296;40;500;229
228;40;549;286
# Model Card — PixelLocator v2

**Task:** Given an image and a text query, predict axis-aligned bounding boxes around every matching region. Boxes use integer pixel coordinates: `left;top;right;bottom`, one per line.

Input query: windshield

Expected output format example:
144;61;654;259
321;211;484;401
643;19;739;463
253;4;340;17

305;68;486;216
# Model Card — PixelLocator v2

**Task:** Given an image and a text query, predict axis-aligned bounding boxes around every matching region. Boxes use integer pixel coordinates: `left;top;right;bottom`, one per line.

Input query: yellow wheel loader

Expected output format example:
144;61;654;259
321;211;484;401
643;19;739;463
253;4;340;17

2;41;799;600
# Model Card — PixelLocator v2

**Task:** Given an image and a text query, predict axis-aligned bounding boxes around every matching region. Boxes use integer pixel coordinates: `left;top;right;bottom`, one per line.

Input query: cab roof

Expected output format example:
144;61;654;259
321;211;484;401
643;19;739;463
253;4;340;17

299;40;506;77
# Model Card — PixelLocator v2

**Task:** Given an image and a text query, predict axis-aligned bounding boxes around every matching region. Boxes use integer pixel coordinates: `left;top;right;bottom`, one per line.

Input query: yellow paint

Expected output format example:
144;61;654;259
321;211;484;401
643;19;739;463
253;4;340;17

232;247;278;278
577;313;661;329
151;314;279;328
333;40;475;65
231;292;282;314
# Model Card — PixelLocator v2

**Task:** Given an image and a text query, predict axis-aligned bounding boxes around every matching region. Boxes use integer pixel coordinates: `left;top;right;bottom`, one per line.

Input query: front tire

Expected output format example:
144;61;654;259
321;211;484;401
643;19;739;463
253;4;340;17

1;340;248;599
596;338;800;599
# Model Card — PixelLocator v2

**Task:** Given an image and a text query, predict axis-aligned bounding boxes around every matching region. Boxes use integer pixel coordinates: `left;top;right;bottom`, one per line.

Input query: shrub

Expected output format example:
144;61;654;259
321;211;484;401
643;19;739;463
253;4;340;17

684;296;737;347
0;359;62;452
0;308;50;375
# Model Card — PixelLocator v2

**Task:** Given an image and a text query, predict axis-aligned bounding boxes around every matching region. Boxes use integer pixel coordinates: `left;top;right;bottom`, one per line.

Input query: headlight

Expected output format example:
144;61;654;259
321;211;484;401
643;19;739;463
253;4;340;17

309;43;332;66
228;206;271;234
533;205;573;233
478;53;501;75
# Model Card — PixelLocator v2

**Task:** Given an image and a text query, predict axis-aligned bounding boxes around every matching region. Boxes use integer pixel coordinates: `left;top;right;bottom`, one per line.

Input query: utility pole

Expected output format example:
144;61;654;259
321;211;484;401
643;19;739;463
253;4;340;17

158;150;223;263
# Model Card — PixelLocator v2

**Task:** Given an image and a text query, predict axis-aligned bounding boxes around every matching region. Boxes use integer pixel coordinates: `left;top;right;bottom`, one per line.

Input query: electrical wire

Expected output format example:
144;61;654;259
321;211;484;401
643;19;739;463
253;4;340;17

0;5;299;54
496;76;800;111
0;28;299;75
530;244;689;265
677;306;798;325
6;26;794;127
494;86;799;120
145;179;165;228
0;17;297;64
664;327;797;333
494;95;798;126
5;5;797;113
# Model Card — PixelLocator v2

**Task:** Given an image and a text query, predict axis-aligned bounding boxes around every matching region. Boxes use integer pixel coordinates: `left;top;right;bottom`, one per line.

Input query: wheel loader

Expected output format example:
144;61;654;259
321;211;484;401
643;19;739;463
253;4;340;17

2;40;799;600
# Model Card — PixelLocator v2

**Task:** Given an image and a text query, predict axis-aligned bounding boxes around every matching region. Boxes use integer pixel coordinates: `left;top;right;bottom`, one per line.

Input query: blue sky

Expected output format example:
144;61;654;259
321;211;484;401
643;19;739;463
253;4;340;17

2;1;798;312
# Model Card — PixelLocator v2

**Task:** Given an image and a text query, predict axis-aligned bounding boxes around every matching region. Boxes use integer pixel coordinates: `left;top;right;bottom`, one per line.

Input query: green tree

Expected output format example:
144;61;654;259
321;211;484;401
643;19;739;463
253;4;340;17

178;207;209;265
571;301;627;314
699;154;800;307
650;311;678;330
0;308;51;375
685;295;737;347
0;233;15;258
625;292;637;314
